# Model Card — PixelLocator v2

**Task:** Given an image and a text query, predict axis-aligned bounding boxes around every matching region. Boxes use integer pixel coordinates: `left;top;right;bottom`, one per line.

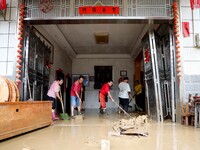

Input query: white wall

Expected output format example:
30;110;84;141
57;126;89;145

180;0;200;101
0;0;18;80
72;58;134;108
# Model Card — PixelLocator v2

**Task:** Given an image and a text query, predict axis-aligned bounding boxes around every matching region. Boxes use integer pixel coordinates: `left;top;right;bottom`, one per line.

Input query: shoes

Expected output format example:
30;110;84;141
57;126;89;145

52;110;59;121
71;116;75;119
100;108;106;114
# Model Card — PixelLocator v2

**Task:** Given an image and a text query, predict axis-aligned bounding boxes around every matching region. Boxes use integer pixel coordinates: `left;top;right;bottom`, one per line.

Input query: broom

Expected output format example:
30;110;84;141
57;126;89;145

60;91;69;120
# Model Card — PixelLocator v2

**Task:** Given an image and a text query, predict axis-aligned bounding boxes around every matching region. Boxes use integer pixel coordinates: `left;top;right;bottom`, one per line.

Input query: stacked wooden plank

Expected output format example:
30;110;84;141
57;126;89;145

0;76;19;102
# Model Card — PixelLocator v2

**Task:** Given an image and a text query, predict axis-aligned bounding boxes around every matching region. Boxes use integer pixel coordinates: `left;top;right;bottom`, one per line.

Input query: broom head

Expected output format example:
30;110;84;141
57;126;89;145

60;113;69;120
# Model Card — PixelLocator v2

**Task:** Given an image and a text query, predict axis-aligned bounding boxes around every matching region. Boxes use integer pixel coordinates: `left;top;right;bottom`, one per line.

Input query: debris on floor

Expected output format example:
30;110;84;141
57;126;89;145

22;148;34;150
85;135;100;146
109;115;149;137
101;139;110;150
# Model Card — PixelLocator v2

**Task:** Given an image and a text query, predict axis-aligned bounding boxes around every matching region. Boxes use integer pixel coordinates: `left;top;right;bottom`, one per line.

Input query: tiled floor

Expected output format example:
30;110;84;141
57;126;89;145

0;109;200;150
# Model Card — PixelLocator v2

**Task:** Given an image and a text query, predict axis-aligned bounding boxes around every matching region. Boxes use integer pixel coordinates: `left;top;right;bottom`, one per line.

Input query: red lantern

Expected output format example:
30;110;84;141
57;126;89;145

177;68;181;72
16;69;21;73
16;79;21;84
176;58;181;63
176;54;181;58
17;54;22;58
175;40;180;44
16;73;21;78
16;64;22;68
18;44;23;48
19;17;24;21
177;63;181;67
19;22;24;26
0;0;7;10
20;4;25;8
17;59;22;63
177;73;181;77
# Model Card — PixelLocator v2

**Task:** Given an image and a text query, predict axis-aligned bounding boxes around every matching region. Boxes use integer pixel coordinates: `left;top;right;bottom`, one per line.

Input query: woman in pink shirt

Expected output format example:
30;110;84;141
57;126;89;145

47;77;64;120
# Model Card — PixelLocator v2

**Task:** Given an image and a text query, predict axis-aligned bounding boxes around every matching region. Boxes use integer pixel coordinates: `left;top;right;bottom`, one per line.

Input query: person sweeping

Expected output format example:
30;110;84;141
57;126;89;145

70;75;84;119
99;80;115;114
46;77;64;120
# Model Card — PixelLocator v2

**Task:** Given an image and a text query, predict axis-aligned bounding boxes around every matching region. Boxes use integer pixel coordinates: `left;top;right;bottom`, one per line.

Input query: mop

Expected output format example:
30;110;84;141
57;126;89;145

113;100;132;118
129;96;143;112
60;91;69;120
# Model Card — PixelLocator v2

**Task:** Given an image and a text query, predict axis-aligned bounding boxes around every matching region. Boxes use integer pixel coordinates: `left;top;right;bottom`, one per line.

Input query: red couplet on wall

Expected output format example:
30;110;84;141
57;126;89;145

79;6;119;14
0;0;6;10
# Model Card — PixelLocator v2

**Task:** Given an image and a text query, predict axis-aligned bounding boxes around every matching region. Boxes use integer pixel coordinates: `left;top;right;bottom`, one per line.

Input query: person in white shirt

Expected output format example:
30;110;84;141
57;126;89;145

118;77;131;112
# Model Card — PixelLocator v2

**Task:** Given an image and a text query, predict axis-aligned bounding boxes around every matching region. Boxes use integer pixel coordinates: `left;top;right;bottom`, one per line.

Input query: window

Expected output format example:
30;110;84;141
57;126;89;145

94;66;112;89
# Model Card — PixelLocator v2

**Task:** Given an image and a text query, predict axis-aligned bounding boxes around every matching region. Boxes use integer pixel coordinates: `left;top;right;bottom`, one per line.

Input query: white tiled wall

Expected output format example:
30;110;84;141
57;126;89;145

0;0;18;79
180;0;200;100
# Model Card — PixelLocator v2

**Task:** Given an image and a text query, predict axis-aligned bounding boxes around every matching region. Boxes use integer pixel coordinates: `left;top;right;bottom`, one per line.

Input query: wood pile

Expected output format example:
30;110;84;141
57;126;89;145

110;115;149;137
0;76;19;102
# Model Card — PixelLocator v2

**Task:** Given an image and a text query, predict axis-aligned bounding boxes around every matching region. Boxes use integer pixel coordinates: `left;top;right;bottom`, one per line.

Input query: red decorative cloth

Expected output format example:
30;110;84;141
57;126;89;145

190;0;200;10
182;22;190;37
144;49;150;63
0;0;6;10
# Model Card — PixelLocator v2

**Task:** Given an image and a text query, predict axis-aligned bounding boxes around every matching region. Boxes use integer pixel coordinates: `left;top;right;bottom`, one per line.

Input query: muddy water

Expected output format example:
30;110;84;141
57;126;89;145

0;109;200;150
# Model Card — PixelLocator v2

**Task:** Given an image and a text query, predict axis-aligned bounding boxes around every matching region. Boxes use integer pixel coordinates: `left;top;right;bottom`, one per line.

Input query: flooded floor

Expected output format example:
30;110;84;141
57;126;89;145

0;109;200;150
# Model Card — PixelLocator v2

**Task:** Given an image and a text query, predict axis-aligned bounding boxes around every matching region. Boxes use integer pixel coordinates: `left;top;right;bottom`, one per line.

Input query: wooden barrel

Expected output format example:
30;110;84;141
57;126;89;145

0;76;9;102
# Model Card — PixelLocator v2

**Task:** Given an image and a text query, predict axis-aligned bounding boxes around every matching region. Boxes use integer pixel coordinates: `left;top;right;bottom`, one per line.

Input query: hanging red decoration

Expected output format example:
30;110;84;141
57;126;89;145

182;22;190;37
16;79;21;84
177;73;181;77
190;0;200;10
0;0;6;10
144;48;150;63
39;0;54;13
16;69;21;73
17;54;22;58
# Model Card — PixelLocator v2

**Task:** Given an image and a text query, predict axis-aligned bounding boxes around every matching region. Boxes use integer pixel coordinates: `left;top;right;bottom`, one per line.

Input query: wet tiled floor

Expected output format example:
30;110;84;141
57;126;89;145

0;109;200;150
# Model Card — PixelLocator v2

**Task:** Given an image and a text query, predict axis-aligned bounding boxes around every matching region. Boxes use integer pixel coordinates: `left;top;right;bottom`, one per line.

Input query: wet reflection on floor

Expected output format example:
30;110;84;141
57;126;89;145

0;109;200;150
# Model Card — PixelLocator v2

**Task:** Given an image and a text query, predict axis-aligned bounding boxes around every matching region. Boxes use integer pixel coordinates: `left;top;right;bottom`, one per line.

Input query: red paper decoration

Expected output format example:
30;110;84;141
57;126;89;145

79;6;120;14
182;22;190;37
0;0;6;10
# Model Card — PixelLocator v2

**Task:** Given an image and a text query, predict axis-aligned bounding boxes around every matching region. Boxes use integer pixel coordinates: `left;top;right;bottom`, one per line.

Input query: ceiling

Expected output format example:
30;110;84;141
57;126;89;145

35;23;154;59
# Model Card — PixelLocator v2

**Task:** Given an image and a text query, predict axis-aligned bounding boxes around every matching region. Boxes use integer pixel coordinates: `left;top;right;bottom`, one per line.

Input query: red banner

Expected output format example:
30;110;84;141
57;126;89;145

182;22;190;37
0;0;6;10
79;6;119;14
190;0;200;10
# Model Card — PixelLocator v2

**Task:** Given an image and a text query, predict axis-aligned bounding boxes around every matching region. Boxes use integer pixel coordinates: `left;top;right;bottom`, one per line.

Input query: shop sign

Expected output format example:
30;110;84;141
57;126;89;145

79;6;119;15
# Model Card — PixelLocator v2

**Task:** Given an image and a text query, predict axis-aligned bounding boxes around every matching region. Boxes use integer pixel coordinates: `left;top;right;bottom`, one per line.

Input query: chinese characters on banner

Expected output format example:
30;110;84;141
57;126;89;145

182;22;190;37
79;6;119;14
0;0;6;10
190;0;200;10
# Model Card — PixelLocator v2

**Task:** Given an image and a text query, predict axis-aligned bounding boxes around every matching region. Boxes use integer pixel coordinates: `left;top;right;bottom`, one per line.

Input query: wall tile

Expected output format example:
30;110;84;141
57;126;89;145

7;62;14;75
8;48;15;61
184;62;200;75
10;8;17;21
8;35;16;47
180;0;190;6
0;22;9;33
0;48;8;61
11;0;18;7
0;62;7;75
0;35;8;47
10;22;17;34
